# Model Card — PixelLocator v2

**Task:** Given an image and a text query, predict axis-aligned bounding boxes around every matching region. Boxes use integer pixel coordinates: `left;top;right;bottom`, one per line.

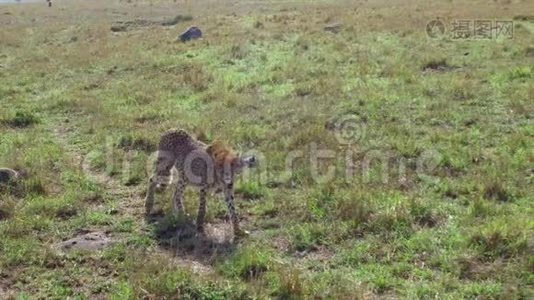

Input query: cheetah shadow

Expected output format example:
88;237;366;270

145;213;237;264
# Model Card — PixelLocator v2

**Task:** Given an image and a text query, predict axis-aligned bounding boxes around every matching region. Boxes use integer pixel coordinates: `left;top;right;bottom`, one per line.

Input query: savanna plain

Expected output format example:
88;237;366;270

0;0;533;298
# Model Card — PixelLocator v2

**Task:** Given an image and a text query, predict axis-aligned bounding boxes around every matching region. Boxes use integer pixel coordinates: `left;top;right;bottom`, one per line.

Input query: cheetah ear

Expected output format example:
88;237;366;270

207;140;224;157
206;144;214;156
206;141;219;157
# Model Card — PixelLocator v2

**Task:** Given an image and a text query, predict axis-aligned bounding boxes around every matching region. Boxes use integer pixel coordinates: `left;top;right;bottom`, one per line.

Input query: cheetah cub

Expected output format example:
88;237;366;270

145;129;257;238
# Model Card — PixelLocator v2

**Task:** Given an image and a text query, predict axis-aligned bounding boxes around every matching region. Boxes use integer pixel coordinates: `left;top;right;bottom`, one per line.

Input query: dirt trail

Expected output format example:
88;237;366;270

52;122;143;215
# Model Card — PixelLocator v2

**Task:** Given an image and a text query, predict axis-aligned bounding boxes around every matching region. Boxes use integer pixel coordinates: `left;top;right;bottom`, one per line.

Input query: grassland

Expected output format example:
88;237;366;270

1;0;533;298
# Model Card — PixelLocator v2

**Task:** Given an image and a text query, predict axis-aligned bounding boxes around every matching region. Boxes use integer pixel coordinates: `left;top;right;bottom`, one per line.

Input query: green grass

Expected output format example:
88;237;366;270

0;0;533;298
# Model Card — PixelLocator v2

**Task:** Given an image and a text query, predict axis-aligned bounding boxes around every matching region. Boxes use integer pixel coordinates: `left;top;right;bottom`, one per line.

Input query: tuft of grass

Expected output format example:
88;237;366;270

221;245;273;281
270;267;305;299
334;196;373;225
483;180;512;202
2;111;39;128
0;196;16;221
470;225;529;261
507;66;532;81
116;134;156;153
21;177;48;197
180;62;214;92
113;252;248;299
361;206;413;238
236;181;266;200
290;223;328;252
409;199;442;228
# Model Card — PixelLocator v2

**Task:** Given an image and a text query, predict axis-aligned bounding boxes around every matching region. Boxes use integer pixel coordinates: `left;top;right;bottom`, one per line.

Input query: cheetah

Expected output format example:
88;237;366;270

144;129;257;238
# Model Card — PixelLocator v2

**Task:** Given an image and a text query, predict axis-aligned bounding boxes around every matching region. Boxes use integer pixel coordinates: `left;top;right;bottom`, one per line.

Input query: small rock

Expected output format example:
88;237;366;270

178;26;202;42
324;23;342;34
0;168;18;185
110;25;127;32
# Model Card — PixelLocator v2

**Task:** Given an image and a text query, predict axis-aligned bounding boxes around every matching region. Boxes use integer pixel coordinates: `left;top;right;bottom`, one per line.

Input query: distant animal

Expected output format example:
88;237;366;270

144;129;257;238
179;26;202;42
0;168;19;185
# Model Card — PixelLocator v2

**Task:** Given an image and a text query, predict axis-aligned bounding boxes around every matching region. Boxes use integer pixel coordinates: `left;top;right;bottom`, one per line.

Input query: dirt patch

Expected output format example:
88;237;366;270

1;111;39;128
273;236;291;252
111;15;193;32
57;231;115;252
294;245;334;261
324;23;342;33
422;59;459;73
457;256;507;280
150;214;237;266
161;14;193;26
0;286;17;299
484;181;512;202
111;19;156;32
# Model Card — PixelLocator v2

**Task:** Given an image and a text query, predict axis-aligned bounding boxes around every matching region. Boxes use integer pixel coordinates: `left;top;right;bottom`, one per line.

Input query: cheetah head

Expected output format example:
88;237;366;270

215;154;257;188
207;141;257;188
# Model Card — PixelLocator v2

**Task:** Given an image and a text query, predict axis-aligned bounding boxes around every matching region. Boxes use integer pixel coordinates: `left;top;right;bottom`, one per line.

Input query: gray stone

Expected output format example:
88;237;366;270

0;168;18;185
179;26;202;42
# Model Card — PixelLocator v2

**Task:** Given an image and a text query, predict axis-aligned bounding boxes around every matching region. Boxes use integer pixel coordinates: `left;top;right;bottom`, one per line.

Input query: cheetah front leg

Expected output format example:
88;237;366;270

172;177;186;215
224;185;249;239
144;176;158;215
196;185;208;234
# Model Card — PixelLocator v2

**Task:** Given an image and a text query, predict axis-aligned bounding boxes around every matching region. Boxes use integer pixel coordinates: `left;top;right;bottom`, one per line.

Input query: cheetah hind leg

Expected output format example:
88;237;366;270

196;186;208;235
